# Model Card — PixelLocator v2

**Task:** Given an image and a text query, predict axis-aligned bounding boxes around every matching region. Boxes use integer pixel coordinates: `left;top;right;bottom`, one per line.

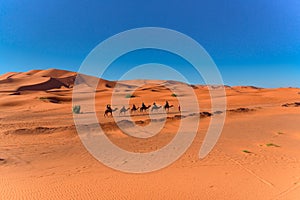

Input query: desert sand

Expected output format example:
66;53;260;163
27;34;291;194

0;68;300;199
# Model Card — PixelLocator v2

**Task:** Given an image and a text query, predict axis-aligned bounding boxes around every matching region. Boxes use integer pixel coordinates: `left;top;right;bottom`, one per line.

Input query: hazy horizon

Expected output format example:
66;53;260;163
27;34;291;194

1;67;299;89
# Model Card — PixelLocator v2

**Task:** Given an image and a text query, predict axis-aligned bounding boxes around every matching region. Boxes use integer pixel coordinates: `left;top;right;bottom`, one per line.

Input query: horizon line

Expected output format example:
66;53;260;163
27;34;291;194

1;67;299;89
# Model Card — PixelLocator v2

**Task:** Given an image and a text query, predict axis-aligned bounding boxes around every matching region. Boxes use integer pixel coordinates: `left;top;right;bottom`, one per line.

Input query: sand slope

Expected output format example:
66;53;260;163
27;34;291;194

0;69;300;199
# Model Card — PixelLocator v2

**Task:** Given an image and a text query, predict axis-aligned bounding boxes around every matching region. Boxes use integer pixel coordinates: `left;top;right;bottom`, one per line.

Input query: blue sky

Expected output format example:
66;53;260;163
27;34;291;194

0;0;299;87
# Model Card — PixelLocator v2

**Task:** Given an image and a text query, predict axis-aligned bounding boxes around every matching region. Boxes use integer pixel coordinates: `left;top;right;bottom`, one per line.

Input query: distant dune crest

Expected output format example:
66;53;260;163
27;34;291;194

0;68;298;94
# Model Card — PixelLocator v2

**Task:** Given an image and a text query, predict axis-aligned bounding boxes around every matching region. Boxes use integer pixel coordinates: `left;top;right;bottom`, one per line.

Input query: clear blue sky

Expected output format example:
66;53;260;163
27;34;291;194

1;0;299;87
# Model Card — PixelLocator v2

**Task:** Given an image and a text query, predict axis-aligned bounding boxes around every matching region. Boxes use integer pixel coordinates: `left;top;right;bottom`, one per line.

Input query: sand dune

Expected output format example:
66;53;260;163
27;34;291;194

0;69;77;92
0;68;300;199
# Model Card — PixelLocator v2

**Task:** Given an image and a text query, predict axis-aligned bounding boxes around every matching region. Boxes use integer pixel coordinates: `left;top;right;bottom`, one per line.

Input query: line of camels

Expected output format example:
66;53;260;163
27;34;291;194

104;101;180;117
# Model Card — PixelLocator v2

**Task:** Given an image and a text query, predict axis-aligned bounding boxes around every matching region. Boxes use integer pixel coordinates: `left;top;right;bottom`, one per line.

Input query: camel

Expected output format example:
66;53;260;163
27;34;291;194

140;105;151;112
130;104;140;114
104;107;118;117
151;103;162;112
119;106;130;115
164;101;174;112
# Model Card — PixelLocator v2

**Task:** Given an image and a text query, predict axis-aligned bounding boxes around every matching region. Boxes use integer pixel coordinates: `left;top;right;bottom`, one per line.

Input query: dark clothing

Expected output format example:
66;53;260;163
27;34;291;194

165;101;169;107
106;104;112;112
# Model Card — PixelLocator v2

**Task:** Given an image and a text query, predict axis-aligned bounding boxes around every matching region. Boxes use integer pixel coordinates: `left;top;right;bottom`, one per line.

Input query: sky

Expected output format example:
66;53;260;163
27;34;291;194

0;0;300;87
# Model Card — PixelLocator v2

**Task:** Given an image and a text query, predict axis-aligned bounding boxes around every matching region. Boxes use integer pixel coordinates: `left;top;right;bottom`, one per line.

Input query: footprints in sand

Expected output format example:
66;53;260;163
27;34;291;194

228;107;256;113
0;158;6;164
282;102;300;107
4;126;75;135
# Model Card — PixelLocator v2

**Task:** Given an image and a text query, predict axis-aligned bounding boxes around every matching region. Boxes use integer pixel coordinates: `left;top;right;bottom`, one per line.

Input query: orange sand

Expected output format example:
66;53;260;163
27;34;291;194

1;69;300;199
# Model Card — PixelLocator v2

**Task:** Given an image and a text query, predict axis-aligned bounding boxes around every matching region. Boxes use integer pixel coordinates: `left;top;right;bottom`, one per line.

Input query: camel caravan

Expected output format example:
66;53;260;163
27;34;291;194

104;101;179;117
